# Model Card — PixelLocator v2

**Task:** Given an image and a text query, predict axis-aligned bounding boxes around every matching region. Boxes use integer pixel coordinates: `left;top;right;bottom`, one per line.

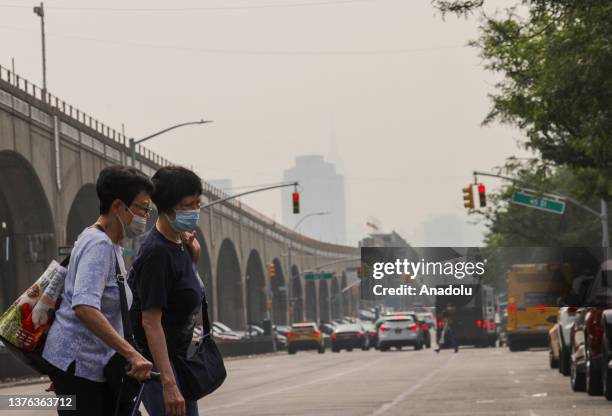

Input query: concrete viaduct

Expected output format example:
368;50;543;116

0;65;360;331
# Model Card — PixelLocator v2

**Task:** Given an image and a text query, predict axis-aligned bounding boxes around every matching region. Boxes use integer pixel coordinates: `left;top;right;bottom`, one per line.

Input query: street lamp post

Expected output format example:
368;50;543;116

33;2;47;99
287;211;329;324
128;119;213;168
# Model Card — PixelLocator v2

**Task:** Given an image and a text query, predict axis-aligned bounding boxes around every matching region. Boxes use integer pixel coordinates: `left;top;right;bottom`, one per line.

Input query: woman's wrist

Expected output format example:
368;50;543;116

161;375;177;387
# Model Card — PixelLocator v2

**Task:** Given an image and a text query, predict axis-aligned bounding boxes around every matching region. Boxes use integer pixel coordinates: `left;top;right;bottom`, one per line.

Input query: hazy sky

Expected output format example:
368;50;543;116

0;0;529;246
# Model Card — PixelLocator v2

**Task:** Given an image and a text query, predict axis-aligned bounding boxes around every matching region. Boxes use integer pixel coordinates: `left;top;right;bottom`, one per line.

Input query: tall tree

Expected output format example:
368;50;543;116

432;0;612;199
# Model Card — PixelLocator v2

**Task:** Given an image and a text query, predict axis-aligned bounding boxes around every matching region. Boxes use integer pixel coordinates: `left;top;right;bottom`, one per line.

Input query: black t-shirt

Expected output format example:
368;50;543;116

128;227;203;358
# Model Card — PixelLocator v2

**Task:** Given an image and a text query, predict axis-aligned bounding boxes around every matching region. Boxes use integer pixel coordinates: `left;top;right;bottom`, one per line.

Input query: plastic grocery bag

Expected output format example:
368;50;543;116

0;258;68;374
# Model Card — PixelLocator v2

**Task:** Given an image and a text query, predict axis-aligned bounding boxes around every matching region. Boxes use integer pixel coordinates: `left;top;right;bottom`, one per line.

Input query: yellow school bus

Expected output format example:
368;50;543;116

506;263;571;351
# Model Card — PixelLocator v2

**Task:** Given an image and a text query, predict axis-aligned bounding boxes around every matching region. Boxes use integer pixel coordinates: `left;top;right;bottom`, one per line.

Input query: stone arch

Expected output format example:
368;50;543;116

0;151;55;310
245;249;267;326
194;227;213;320
305;280;317;322
331;277;342;320
290;265;303;323
270;258;287;325
216;238;243;329
66;183;98;246
319;280;331;323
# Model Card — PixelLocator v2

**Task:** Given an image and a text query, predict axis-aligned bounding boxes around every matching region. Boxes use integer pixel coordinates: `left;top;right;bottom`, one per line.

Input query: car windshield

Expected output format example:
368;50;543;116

335;324;360;333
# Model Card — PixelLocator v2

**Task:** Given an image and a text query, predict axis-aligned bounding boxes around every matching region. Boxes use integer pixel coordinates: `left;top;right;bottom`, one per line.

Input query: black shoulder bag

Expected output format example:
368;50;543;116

170;295;227;401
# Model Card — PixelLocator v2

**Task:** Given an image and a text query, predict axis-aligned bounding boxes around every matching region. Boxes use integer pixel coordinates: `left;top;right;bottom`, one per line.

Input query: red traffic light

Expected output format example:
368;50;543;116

478;183;486;207
292;192;300;214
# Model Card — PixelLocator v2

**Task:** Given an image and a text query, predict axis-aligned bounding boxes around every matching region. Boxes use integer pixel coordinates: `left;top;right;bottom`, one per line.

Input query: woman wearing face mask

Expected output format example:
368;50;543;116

128;166;204;416
42;166;154;416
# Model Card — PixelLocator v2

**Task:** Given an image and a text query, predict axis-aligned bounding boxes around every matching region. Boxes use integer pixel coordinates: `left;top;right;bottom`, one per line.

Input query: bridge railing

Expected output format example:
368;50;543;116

0;64;170;170
0;64;358;257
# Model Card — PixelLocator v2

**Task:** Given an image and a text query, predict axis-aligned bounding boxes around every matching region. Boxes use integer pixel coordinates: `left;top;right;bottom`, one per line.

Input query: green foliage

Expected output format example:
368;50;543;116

432;0;611;249
476;159;604;247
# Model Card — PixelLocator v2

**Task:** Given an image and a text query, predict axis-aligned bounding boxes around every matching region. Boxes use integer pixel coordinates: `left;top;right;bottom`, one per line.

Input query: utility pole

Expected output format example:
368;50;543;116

33;3;47;99
286;211;329;324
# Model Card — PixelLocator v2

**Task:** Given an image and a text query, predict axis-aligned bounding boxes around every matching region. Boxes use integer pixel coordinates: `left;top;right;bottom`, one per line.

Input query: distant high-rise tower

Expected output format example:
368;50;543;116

282;155;346;244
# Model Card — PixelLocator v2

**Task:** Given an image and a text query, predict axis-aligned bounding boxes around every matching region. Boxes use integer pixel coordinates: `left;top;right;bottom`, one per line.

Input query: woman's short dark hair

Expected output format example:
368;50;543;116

151;166;203;213
96;166;154;214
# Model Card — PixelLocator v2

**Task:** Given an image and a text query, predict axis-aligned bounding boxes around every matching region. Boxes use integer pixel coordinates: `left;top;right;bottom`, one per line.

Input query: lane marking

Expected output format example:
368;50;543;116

369;354;457;416
201;356;385;412
531;392;547;398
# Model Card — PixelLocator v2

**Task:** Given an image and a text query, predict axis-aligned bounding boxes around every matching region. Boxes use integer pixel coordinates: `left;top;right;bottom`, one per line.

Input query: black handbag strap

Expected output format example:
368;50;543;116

93;224;135;345
201;295;212;339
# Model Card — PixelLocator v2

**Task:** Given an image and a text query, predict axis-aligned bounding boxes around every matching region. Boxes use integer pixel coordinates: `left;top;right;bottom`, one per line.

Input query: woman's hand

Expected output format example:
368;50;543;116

181;231;200;263
126;351;153;382
163;381;186;416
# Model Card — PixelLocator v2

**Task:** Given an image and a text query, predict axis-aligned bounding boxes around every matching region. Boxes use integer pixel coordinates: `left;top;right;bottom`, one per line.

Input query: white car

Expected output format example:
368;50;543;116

376;315;424;351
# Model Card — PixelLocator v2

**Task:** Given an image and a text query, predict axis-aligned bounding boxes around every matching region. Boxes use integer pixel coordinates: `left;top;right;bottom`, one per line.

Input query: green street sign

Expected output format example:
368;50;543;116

322;272;334;280
304;272;318;281
511;191;566;215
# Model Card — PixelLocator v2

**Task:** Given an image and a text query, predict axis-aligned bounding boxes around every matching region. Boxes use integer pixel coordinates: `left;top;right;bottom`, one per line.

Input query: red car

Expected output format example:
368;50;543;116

569;260;612;399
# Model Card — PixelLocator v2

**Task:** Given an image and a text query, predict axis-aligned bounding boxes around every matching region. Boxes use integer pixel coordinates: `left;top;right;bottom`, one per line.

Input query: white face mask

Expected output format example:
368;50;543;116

118;205;148;239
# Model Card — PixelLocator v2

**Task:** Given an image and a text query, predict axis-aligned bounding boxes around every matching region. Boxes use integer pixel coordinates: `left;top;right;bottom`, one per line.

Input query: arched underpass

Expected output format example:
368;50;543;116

0;151;55;311
290;265;303;323
331;277;342;320
305;280;317;322
271;258;287;326
216;239;244;329
246;249;267;326
66;184;98;246
195;228;213;322
319;280;330;323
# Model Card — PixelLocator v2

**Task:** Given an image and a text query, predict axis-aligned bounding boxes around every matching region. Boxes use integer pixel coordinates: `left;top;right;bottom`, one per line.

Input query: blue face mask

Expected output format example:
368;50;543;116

167;209;200;232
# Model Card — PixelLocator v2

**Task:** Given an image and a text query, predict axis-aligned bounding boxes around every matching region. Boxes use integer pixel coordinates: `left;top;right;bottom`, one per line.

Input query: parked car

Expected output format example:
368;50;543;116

248;324;265;337
213;321;247;339
331;324;367;352
320;322;336;349
287;322;326;354
376;315;424;351
570;261;612;396
556;274;594;376
362;322;377;350
556;306;581;376
549;322;560;369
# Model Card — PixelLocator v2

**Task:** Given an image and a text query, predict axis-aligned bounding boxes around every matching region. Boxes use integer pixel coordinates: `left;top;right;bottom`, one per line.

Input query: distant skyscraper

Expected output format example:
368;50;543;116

282;155;347;244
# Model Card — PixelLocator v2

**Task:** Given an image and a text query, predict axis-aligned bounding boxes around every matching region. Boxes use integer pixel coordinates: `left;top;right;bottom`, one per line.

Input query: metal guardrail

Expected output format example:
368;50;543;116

0;63;358;257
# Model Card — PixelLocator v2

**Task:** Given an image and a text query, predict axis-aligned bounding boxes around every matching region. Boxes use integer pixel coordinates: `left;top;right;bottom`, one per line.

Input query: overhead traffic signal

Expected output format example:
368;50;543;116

478;183;486;207
292;191;300;214
267;263;276;279
462;184;474;209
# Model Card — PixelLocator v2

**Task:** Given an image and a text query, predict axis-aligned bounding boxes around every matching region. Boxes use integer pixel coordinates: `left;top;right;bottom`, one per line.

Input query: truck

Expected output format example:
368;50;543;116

506;263;571;351
435;283;497;348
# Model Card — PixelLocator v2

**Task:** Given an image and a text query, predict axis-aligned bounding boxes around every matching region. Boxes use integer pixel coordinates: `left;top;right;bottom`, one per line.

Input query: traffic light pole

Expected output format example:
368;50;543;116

200;182;299;210
473;170;609;248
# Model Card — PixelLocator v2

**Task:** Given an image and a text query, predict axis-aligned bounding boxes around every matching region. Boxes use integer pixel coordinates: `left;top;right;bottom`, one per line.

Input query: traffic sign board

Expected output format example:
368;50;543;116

511;191;566;215
304;271;334;281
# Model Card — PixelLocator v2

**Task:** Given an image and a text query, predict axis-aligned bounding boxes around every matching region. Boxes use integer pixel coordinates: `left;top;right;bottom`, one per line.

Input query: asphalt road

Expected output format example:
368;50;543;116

1;346;611;415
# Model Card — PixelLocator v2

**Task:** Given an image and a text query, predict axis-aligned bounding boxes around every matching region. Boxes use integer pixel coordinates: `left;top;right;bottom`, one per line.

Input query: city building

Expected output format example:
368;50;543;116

282;155;347;244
